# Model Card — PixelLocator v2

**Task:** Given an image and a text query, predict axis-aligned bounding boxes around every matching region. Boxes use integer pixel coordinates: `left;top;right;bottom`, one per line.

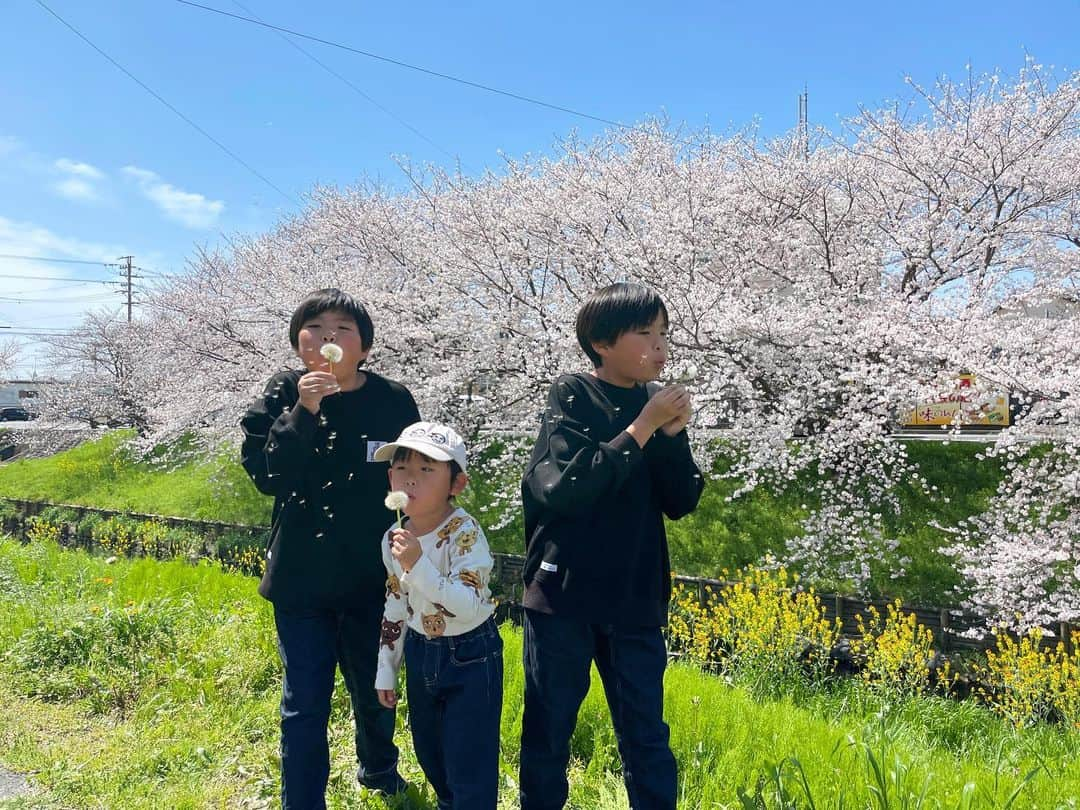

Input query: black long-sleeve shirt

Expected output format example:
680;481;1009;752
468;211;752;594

521;372;704;626
240;369;420;611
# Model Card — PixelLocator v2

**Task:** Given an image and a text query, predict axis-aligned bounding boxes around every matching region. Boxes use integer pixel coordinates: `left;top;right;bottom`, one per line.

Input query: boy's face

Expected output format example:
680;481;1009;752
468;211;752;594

388;451;468;524
296;309;369;377
593;313;669;386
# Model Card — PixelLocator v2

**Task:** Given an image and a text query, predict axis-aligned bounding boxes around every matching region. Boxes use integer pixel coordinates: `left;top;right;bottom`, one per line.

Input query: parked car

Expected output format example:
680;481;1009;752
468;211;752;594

0;406;33;421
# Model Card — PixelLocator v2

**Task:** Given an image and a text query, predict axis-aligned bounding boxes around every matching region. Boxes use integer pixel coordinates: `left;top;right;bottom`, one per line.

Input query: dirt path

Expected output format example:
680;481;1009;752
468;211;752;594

0;766;31;801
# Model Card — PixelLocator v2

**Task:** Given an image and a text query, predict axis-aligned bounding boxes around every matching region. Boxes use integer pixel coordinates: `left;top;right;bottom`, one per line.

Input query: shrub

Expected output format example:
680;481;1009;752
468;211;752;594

5;600;181;715
975;628;1080;728
25;515;62;546
853;600;938;695
91;516;138;556
75;511;106;546
215;530;266;577
667;566;839;685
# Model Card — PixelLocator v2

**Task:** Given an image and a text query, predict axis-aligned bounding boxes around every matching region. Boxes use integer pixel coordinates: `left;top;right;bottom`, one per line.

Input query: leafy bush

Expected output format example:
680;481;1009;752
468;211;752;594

75;511;106;545
214;529;267;577
25;516;62;546
5;600;181;715
91;516;138;556
667;565;840;686
854;600;938;695
975;628;1080;728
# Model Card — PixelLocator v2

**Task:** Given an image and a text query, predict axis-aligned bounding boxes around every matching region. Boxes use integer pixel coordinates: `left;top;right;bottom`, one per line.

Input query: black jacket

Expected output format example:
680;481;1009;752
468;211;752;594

240;369;420;611
521;373;704;626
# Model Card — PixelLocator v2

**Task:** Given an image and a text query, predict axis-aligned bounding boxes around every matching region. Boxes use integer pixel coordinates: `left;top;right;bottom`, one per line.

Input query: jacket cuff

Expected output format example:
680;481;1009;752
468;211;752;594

279;400;319;440
374;665;398;691
647;428;689;458
609;428;645;461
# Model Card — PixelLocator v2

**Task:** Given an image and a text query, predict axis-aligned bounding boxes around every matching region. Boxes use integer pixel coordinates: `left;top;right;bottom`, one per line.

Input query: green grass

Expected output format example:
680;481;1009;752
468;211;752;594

0;433;1005;604
1;537;1077;809
0;431;270;525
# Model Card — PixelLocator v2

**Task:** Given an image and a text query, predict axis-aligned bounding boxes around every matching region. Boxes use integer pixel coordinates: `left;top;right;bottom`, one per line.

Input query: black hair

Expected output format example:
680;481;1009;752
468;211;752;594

289;288;375;352
575;282;669;367
390;446;465;498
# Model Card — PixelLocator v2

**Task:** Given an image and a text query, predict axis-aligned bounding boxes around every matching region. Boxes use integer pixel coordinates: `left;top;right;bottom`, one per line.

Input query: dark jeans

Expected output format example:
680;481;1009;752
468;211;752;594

404;616;503;810
274;602;400;810
519;608;677;810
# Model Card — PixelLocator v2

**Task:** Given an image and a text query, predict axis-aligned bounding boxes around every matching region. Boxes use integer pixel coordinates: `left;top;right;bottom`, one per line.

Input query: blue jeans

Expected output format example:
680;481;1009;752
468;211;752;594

404;616;503;810
274;603;401;810
519;609;677;810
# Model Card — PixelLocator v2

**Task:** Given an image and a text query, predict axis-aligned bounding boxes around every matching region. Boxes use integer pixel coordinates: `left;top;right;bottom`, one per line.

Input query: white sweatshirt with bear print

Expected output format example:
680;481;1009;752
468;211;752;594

375;507;496;690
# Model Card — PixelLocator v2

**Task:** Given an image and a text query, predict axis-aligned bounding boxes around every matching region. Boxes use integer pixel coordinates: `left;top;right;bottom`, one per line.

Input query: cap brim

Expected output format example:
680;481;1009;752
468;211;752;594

372;439;455;464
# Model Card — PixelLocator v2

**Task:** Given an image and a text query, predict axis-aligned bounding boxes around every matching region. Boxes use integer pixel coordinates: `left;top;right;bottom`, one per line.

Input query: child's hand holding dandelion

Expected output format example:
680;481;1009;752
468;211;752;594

659;395;692;436
653;362;696;436
298;371;340;414
389;527;422;572
384;490;420;570
320;342;343;373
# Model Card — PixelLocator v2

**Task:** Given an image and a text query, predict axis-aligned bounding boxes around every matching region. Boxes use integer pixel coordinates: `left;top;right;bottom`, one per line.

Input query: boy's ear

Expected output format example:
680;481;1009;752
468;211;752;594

450;472;469;497
591;340;610;364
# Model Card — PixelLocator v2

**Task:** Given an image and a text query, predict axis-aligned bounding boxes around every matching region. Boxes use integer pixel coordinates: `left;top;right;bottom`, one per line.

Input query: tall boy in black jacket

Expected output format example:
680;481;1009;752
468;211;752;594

519;283;704;810
241;289;420;809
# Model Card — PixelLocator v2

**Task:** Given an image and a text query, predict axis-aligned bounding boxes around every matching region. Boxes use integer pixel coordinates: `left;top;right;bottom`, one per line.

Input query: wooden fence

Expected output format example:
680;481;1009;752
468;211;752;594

3;497;1073;653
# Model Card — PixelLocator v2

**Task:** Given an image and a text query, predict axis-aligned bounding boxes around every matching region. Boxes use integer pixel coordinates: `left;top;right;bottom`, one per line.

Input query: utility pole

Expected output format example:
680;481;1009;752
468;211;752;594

797;86;809;161
117;256;136;323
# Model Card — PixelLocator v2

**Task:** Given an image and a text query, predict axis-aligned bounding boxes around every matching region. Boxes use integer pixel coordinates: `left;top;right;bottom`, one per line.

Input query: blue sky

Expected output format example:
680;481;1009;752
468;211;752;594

2;0;1079;375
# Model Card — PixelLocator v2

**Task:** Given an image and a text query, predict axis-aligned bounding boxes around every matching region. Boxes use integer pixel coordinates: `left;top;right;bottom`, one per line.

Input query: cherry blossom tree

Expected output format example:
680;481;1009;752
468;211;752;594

0;339;17;379
41;64;1078;630
39;311;152;432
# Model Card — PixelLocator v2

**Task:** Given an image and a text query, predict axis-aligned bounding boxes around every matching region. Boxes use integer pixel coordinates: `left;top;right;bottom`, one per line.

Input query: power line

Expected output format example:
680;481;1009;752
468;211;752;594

0;273;117;284
133;266;181;279
175;0;629;131
0;281;111;295
0;293;120;304
0;328;79;333
0;253;118;268
0;332;78;339
229;0;461;166
0;326;80;333
0;310;103;324
34;0;298;207
0;308;124;329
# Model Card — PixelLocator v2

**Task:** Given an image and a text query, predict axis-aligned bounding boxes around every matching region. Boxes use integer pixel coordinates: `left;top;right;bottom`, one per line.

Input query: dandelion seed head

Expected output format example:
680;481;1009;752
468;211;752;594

320;343;343;364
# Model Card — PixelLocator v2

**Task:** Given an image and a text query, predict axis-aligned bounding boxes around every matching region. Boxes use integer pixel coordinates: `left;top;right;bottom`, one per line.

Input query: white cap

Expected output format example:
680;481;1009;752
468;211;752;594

373;421;468;472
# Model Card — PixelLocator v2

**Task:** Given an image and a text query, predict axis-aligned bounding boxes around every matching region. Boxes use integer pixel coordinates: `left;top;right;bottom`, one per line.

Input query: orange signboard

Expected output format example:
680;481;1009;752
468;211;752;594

904;374;1010;427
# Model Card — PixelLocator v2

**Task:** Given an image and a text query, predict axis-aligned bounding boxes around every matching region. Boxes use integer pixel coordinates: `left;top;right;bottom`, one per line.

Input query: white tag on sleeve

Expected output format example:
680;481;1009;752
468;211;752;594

539;561;558;573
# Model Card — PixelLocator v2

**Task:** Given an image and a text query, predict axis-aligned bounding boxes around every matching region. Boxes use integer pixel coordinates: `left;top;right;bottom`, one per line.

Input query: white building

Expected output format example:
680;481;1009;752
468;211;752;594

0;379;49;408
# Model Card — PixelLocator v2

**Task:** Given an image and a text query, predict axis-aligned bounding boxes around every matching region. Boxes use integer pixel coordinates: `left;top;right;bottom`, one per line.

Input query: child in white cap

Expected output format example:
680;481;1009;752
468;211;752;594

373;421;502;810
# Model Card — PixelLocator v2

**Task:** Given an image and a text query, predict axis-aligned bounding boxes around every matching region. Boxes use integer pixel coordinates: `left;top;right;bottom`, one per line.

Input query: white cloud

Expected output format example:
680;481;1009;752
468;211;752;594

0;215;128;377
122;166;156;184
50;157;107;203
53;177;100;202
123;165;224;229
55;158;105;180
0;215;119;265
0;135;21;159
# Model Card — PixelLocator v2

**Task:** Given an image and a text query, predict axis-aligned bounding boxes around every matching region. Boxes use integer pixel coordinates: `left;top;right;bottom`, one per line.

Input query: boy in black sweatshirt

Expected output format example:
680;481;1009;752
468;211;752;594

241;288;420;809
518;283;704;810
